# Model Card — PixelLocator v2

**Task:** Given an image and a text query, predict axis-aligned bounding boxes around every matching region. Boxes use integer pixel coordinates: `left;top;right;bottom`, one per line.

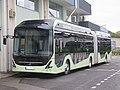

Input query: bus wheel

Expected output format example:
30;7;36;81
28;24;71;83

64;60;70;75
88;57;92;68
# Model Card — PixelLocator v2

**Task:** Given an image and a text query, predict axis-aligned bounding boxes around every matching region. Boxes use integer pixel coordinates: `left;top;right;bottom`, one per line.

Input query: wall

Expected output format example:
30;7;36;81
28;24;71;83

78;0;91;14
0;0;44;72
0;0;2;50
0;0;8;72
0;0;1;27
0;0;2;71
0;0;91;72
0;0;16;72
16;6;40;25
112;38;120;48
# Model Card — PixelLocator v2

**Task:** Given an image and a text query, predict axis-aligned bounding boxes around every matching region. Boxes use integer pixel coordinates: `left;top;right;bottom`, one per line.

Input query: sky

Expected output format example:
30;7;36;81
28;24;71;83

85;0;120;32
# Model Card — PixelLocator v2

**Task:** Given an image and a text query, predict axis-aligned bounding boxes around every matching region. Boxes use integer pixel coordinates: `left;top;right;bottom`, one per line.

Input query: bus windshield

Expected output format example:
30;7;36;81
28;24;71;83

13;28;53;65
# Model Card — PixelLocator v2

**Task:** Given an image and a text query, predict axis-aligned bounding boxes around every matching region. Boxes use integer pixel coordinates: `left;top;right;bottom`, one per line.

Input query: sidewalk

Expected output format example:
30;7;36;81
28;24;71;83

0;72;15;79
0;72;48;90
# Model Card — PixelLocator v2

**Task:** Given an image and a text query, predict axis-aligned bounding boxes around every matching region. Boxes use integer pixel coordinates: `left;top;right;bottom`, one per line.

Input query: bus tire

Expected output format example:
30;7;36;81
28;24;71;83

88;57;92;68
64;60;70;75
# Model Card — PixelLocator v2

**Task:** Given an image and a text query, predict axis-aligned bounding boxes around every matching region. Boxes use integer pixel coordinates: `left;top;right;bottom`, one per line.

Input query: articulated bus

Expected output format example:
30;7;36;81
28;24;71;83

12;19;112;74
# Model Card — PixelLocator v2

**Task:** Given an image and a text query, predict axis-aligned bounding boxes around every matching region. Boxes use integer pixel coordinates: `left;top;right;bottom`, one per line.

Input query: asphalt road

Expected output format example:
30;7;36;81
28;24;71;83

0;56;120;90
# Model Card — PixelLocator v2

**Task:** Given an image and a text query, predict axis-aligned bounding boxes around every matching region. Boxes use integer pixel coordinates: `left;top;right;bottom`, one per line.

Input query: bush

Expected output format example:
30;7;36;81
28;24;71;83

112;47;120;56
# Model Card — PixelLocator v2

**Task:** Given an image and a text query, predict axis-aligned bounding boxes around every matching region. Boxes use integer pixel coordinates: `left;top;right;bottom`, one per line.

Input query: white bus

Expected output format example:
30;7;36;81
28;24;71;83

12;19;112;74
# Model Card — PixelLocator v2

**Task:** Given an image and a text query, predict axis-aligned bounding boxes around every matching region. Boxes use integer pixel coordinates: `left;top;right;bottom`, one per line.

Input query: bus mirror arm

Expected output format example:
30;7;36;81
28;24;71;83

6;35;14;39
3;35;14;45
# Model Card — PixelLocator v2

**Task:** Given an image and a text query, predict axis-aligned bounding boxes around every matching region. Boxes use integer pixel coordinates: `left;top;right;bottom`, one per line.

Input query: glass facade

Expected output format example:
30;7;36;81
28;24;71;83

17;0;39;11
49;1;63;19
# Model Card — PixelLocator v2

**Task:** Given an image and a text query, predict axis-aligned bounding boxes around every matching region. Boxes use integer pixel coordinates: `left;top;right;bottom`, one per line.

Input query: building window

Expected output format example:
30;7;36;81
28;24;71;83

17;0;39;11
67;10;77;23
49;1;63;19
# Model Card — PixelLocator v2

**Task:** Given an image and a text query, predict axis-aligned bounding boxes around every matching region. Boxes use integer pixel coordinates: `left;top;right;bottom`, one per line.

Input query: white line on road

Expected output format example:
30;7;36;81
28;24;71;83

100;81;104;83
91;70;120;89
107;77;111;79
96;83;101;86
91;86;97;89
96;69;117;72
110;75;113;77
104;78;108;81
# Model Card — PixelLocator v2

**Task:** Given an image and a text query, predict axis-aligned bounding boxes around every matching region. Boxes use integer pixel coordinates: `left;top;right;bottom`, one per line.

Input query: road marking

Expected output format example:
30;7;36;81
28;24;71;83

86;69;91;70
110;75;113;77
107;77;111;79
115;70;120;73
91;86;97;89
96;69;117;72
100;81;104;83
115;64;120;66
91;70;120;89
112;74;116;76
96;83;101;86
111;69;115;71
105;64;110;65
104;78;108;80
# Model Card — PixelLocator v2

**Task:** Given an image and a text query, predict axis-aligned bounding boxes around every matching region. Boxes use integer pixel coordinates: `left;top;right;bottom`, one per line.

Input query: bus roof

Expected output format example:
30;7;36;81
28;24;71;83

96;31;111;38
53;19;92;35
16;19;93;35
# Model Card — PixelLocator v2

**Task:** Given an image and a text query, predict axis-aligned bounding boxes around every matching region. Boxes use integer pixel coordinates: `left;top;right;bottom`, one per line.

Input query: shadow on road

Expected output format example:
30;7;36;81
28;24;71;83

12;62;107;79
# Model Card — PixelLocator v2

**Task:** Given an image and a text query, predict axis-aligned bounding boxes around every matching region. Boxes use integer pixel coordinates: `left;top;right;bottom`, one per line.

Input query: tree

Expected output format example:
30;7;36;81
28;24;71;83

110;31;120;38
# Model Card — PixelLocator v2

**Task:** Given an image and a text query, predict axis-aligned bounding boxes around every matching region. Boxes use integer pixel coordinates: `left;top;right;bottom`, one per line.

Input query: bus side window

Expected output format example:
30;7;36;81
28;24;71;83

55;40;59;53
55;39;63;53
59;40;63;53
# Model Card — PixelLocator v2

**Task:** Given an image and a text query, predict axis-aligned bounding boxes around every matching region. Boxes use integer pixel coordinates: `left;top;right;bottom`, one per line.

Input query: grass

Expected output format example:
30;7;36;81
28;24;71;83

112;47;120;56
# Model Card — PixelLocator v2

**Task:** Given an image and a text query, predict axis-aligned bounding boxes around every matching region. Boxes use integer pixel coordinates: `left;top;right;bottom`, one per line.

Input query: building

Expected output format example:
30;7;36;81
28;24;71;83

111;38;120;48
79;21;109;33
0;0;91;72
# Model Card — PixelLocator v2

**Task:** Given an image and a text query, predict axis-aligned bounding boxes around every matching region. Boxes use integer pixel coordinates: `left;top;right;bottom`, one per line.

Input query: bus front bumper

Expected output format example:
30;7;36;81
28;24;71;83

12;64;64;74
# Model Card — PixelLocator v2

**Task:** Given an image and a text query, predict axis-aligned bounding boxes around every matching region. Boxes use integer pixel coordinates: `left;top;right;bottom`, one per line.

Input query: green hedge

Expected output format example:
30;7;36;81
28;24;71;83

112;47;120;56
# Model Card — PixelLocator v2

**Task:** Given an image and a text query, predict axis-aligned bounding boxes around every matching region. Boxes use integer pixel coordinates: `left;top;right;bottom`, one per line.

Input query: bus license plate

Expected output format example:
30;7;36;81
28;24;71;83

25;67;34;70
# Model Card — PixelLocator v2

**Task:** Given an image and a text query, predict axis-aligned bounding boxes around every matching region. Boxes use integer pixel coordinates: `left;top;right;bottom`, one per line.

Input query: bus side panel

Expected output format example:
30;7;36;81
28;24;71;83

98;51;112;63
71;53;94;70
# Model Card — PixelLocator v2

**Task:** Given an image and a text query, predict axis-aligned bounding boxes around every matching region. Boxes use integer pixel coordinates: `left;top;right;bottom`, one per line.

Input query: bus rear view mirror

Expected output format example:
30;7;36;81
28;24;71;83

3;35;15;45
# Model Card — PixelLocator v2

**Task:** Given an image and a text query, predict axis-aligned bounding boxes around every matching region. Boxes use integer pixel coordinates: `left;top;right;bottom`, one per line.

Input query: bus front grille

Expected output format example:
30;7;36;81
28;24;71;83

14;57;48;66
